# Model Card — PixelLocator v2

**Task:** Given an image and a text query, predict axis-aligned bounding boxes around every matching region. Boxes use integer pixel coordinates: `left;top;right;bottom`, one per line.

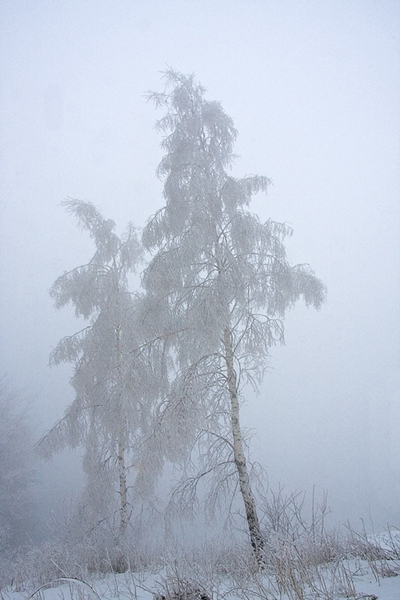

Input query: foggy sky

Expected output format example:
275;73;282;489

0;0;399;529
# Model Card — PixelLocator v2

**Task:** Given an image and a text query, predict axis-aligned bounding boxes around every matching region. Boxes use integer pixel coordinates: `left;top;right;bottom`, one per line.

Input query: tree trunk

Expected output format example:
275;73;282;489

223;327;264;566
117;440;128;535
116;318;128;536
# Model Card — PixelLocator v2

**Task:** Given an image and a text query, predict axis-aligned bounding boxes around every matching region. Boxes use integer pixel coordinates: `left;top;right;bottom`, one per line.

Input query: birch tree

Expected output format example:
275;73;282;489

37;200;158;537
141;70;327;565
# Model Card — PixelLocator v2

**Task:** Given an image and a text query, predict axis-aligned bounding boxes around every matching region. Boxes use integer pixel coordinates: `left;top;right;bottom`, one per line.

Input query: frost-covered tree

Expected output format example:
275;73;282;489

0;380;37;553
141;71;326;564
37;200;160;537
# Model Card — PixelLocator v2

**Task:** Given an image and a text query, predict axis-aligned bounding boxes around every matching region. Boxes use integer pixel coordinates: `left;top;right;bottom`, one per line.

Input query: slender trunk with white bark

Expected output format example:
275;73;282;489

223;327;264;566
117;440;128;535
116;317;128;535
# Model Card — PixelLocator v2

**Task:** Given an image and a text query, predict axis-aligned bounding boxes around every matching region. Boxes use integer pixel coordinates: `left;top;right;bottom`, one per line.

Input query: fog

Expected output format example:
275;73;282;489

0;0;399;532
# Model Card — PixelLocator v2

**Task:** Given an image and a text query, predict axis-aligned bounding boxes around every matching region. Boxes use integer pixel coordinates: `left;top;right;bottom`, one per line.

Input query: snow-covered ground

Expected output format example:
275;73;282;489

1;559;399;600
1;530;399;600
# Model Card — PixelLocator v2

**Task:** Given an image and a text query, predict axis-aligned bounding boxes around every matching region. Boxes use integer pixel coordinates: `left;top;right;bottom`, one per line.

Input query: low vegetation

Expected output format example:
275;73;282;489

1;489;399;600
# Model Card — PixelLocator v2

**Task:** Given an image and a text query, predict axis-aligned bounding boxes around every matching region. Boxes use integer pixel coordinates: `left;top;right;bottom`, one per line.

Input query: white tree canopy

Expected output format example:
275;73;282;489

143;71;325;374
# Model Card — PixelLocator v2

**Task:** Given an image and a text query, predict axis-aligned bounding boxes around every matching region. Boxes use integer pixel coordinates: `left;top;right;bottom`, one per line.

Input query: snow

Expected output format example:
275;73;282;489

1;560;399;600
